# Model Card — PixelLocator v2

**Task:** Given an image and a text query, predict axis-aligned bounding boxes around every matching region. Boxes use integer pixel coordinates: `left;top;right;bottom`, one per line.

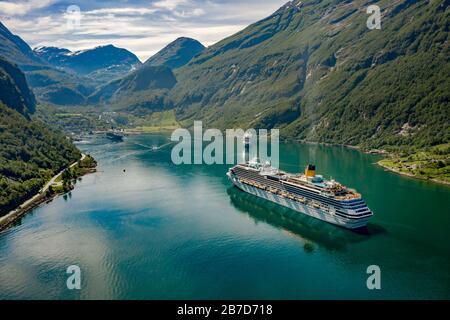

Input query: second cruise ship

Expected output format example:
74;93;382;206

227;161;373;229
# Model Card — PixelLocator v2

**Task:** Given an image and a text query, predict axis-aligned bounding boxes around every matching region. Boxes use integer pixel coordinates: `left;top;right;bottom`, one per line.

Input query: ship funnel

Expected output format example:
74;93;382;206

305;164;316;177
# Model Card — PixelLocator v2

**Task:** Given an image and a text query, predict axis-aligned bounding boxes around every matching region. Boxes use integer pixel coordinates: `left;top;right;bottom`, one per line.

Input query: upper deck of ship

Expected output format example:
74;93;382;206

235;163;362;201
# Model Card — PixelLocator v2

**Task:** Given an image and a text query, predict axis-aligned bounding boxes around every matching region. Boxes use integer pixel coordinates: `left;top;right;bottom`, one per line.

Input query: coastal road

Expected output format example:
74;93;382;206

0;154;86;227
40;153;87;193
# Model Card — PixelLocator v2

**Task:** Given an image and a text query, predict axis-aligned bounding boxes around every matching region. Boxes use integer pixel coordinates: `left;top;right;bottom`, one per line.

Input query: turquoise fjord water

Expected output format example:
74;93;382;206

0;134;449;300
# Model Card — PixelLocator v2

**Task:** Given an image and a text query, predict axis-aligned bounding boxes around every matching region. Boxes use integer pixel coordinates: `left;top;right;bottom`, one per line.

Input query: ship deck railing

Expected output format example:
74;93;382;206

237;164;362;201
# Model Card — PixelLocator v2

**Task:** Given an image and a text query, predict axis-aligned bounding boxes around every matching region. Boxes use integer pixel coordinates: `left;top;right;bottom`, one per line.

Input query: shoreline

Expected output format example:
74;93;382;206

377;161;450;187
58;130;450;189
109;131;448;186
0;154;96;232
294;139;449;186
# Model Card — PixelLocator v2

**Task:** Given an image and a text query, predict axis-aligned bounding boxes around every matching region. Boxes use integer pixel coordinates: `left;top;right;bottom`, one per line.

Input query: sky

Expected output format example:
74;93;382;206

0;0;288;62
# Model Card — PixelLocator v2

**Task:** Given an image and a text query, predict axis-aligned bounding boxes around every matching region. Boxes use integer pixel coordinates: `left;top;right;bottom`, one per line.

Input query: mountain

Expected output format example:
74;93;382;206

0;57;36;115
0;57;80;216
0;20;96;106
168;0;449;149
0;21;42;68
32;46;71;66
145;37;205;69
2;1;448;150
24;66;95;106
89;64;176;114
34;45;142;81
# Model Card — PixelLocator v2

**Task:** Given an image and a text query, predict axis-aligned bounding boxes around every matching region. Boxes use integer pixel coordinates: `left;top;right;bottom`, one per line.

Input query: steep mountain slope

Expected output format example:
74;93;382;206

2;1;447;150
0;21;42;68
170;0;449;149
34;45;142;81
89;65;176;114
0;58;80;216
86;38;203;111
0;57;36;115
32;46;71;65
0;20;95;106
145;37;205;69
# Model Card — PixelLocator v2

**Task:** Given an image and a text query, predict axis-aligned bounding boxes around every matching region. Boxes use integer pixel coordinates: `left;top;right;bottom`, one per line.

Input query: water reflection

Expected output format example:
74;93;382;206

1;133;449;300
227;187;375;252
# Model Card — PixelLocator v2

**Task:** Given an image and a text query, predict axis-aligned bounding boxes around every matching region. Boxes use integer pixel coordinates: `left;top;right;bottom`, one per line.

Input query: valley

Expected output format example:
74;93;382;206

0;58;82;217
0;0;449;214
0;0;449;301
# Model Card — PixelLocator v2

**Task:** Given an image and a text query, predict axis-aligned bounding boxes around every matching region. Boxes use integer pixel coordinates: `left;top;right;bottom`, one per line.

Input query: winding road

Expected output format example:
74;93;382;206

0;154;86;228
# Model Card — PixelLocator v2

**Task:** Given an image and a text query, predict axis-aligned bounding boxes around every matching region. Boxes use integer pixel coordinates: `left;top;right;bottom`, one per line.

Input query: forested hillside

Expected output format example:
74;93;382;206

1;0;448;153
168;0;449;150
0;58;80;216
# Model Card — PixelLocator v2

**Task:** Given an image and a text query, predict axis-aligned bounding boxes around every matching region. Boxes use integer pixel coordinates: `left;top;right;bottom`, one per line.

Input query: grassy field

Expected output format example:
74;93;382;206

127;110;180;133
378;144;450;185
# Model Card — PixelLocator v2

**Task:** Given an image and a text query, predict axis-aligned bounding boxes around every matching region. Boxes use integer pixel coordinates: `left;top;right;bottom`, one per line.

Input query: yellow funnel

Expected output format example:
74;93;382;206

305;164;316;178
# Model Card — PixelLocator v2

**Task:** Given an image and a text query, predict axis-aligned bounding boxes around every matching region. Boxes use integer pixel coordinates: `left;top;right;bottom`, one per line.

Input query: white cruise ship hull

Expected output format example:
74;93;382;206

228;174;371;230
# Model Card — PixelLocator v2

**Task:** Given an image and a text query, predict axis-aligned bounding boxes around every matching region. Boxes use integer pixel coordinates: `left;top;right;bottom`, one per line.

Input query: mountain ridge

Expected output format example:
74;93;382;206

34;44;142;77
0;20;98;106
88;64;176;114
0;21;141;106
167;0;449;149
0;21;43;68
1;0;449;151
145;37;205;69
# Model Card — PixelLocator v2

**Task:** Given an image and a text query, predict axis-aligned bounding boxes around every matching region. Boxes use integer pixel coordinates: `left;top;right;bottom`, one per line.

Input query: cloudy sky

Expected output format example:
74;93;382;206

0;0;288;62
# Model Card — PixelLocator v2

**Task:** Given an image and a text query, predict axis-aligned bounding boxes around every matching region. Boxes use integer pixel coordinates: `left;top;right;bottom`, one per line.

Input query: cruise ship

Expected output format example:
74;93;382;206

227;161;373;229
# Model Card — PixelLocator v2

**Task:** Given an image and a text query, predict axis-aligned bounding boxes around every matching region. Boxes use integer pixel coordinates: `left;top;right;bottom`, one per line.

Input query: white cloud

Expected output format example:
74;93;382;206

0;0;55;16
85;8;158;16
153;0;189;11
0;0;287;61
173;7;205;18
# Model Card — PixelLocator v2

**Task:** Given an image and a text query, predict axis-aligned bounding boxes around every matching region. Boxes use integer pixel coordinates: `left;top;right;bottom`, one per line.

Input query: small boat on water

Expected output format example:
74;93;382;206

106;132;124;142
